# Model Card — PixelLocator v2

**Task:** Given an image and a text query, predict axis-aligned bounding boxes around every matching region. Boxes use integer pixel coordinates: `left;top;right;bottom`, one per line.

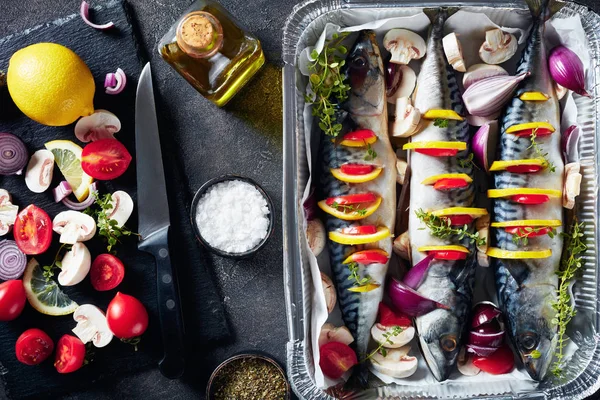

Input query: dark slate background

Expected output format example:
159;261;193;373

1;0;599;399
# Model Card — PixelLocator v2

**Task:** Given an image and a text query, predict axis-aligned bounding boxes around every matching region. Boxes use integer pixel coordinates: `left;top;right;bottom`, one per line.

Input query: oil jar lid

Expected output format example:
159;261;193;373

176;11;223;59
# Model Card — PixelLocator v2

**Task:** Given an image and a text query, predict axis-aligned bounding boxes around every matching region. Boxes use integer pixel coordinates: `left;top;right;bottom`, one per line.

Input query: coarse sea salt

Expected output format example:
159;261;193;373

195;180;270;254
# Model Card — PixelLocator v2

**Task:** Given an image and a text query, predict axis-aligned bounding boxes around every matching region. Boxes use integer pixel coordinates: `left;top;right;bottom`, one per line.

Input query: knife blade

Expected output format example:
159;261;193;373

135;62;185;379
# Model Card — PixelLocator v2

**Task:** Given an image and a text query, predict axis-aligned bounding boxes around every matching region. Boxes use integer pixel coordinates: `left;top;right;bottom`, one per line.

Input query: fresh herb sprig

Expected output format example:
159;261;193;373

347;262;373;287
305;33;351;137
433;118;449;128
416;209;486;246
42;243;72;282
551;220;587;378
331;202;367;216
511;227;556;246
364;142;378;161
363;326;404;361
457;153;478;170
528;129;556;173
85;192;138;253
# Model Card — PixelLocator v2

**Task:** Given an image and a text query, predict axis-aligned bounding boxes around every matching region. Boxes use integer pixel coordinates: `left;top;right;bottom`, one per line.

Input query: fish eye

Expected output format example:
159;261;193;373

440;335;457;352
351;56;367;69
519;332;539;350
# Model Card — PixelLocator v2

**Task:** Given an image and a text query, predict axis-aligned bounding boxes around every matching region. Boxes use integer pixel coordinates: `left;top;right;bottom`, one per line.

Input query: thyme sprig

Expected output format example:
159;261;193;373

527;129;556;173
457;153;478;170
433;118;449;128
331;202;367;216
364;142;378;161
42;243;72;282
363;326;404;361
551;220;587;378
416;209;486;246
305;33;351;137
511;226;556;246
347;262;373;287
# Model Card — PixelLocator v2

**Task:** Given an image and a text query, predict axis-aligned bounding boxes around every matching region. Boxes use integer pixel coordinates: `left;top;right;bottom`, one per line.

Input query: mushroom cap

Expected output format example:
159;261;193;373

58;242;91;286
73;304;114;348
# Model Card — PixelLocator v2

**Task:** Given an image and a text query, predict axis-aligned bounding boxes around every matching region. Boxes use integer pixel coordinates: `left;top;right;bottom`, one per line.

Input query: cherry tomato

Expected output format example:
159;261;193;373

505;226;553;238
342;129;376;141
0;280;27;321
54;335;85;374
90;254;125;291
319;341;358;379
106;292;149;339
506;164;543;173
340;164;374;175
81;139;132;180
15;328;54;365
415;148;459;157
13;205;52;255
472;343;515;374
325;192;378;206
513;128;553;137
378;302;412;327
340;225;377;235
443;214;474;226
429;250;468;260
510;194;549;205
433;178;469;191
348;249;388;265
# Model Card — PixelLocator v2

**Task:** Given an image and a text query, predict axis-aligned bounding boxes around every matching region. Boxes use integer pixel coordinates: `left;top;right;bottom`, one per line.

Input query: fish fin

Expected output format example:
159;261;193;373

422;7;460;23
525;0;566;20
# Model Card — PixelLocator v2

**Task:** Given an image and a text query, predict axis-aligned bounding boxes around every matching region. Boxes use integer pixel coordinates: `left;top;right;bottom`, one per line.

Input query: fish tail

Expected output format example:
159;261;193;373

525;0;565;20
422;7;460;23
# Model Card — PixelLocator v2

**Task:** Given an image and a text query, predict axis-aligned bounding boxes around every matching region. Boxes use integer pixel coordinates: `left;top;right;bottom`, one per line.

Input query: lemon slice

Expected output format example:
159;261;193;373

506;122;555;134
486;247;552;259
45;140;93;201
519;92;549;101
431;207;488;218
342;249;389;264
423;109;464;121
489;159;545;171
418;245;470;253
421;173;473;185
331;167;382;183
347;283;381;293
329;226;391;245
318;196;382;221
403;141;467;151
23;258;78;316
488;188;562;198
491;220;562;228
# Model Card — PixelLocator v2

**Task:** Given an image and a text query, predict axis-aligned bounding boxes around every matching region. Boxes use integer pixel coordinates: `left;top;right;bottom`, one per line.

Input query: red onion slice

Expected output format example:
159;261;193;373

105;68;126;95
80;1;115;30
403;254;434;289
0;133;28;176
62;182;98;210
562;125;580;163
104;73;116;88
53;181;73;203
466;344;499;357
471;302;502;328
389;278;449;317
0;240;27;280
469;330;505;348
303;187;318;221
472;121;498;172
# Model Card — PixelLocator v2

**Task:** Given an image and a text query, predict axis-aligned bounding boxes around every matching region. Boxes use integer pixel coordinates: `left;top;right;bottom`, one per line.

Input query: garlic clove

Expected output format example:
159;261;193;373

383;29;426;65
563;162;582;209
396;158;408;185
25;150;55;193
319;323;354;347
393;231;411;260
392;97;421;138
479;29;518;65
463;64;508;90
442;33;466;72
388;66;417;104
321;272;337;313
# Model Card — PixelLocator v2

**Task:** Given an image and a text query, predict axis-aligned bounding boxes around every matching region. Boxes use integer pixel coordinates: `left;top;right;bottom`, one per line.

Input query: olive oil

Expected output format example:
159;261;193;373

158;1;265;107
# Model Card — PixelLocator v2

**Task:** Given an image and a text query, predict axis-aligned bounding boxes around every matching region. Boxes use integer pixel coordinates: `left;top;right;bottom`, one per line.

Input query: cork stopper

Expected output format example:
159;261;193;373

176;11;223;59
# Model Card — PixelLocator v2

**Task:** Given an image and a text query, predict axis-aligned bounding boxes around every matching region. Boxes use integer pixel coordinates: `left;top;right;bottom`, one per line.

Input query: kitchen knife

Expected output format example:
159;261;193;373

135;62;185;379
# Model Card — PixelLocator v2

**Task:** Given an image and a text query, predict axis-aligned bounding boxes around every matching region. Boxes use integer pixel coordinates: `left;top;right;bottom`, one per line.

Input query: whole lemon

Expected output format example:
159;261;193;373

7;43;95;126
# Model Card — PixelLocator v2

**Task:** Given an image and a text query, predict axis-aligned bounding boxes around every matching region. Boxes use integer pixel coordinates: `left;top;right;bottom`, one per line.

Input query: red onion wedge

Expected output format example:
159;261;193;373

469;330;505;348
386;61;403;98
80;1;115;30
472;121;498;173
389;278;449;317
105;68;127;95
0;133;28;176
53;181;73;203
62;182;98;211
471;302;502;328
548;45;591;98
403;254;433;289
303;187;318;221
466;344;499;357
0;240;27;280
562;125;580;163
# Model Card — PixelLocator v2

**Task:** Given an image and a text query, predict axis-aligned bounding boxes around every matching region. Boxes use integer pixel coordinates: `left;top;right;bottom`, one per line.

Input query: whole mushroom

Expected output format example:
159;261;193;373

53;211;97;244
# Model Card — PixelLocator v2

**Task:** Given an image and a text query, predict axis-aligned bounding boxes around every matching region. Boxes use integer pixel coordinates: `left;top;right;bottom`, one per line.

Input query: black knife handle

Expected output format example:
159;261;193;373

143;226;186;379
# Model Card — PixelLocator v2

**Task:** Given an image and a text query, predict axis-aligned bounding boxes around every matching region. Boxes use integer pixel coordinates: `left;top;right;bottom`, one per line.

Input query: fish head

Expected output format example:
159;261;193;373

417;308;462;381
343;30;385;116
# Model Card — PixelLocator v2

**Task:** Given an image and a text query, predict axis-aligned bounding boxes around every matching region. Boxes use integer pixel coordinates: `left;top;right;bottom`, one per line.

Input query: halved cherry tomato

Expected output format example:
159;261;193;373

347;249;388;265
319;341;358;379
415;148;459;157
81;139;132;180
378;302;412;327
443;215;474;226
55;335;85;374
106;292;149;339
505;226;552;238
340;164;374;175
429;250;468;260
15;328;54;365
513;128;553;137
325;193;378;206
0;280;27;321
340;225;377;235
506;164;543;173
90;254;125;291
472;343;515;375
433;178;469;191
510;194;549;205
342;129;376;141
13;205;52;255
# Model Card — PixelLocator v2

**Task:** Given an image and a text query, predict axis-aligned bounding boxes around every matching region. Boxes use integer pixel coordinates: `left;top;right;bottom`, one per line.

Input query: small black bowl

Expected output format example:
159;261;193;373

190;174;274;259
206;352;291;400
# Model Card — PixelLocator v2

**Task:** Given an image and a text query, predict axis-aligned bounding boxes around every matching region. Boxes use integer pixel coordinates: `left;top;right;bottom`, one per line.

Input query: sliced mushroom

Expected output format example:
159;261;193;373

479;29;518;65
58;242;92;286
392;97;421;138
442;33;466;72
563;162;582;209
371;323;415;348
106;191;134;228
321;272;337;313
24;149;54;193
393;231;411;260
384;29;426;65
457;347;481;376
369;346;418;378
72;304;114;348
307;218;326;257
53;211;97;244
74;110;121;143
0;190;18;237
463;64;508;90
319;323;354;347
388;65;417;104
396;158;408;185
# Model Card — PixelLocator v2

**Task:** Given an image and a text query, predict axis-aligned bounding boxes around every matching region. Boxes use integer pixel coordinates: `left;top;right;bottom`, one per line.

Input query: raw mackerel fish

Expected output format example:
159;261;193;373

491;0;565;381
319;30;396;384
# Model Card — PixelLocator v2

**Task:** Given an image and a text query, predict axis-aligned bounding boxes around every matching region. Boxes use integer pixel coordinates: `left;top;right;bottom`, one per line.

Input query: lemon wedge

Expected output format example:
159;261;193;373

45;140;93;201
347;283;381;293
491;220;562;228
431;207;488;218
417;245;470;253
489;159;545;171
519;92;549;101
487;188;562;198
403;141;467;150
329;226;391;245
318;196;382;221
423;109;464;121
421;173;472;185
486;247;552;259
23;259;78;316
330;167;382;183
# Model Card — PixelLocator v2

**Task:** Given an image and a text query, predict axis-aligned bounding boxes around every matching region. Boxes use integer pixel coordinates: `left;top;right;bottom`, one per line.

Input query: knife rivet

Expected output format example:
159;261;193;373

166;299;175;310
162;274;172;284
159;248;169;258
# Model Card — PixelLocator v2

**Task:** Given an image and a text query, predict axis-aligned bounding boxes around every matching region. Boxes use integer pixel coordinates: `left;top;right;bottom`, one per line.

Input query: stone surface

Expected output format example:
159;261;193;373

1;0;599;399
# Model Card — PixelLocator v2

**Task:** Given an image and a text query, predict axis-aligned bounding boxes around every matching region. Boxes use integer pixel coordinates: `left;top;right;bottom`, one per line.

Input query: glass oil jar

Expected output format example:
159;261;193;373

158;1;265;107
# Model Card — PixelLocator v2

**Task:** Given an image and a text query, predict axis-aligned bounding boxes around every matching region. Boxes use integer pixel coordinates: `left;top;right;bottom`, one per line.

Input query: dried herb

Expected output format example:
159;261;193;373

347;262;373;287
42;243;72;282
528;129;556;173
213;358;287;400
511;226;556;246
416;209;486;246
85;192;138;253
433;118;449;128
364;142;378;161
363;326;403;361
